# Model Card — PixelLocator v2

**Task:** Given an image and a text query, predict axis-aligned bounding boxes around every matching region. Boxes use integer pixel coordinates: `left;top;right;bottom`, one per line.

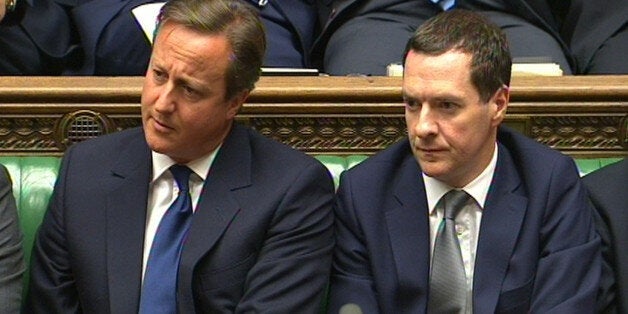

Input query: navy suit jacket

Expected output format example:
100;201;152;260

329;127;600;313
26;124;335;313
583;158;628;313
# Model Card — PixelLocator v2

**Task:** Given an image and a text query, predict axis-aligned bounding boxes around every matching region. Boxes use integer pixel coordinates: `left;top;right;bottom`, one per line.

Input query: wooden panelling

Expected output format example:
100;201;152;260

1;76;626;157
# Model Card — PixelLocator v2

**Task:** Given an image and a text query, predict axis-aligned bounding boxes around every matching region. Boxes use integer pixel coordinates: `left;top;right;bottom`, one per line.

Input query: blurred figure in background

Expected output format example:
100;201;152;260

312;0;574;76
562;0;628;74
0;0;321;75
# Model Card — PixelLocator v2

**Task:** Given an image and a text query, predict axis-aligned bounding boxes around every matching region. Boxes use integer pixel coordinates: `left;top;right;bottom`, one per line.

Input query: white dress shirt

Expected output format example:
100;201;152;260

141;147;220;279
424;143;498;312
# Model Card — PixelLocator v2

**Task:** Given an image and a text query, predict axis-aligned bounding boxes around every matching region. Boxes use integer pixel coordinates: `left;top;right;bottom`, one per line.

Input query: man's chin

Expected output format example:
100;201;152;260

145;136;174;155
417;160;448;178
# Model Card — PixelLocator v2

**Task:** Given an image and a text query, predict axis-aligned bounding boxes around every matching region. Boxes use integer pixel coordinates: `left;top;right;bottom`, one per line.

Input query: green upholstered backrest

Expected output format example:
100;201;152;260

0;156;60;294
314;155;369;187
575;158;624;177
0;155;621;296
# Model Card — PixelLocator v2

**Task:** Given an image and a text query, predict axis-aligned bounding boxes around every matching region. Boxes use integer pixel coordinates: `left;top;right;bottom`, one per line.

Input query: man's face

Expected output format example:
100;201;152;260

141;21;247;163
402;49;508;187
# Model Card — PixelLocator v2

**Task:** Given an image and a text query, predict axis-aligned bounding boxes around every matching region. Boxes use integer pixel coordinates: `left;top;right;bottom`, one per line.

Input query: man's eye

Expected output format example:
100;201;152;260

404;99;421;110
439;101;458;110
182;85;199;98
153;70;167;82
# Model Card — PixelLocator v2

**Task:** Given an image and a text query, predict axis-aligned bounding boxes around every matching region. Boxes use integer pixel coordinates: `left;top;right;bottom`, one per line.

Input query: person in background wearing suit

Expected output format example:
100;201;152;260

25;0;335;312
582;158;628;313
328;9;600;313
256;0;321;68
562;0;628;74
0;165;25;313
0;0;74;75
0;0;320;75
312;0;574;76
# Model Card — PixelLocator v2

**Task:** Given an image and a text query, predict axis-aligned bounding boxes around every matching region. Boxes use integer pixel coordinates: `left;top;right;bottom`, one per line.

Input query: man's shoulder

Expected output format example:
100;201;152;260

497;126;582;193
62;127;146;167
233;125;334;189
343;139;413;180
69;127;144;153
497;126;570;166
582;158;627;201
239;124;325;168
583;158;627;183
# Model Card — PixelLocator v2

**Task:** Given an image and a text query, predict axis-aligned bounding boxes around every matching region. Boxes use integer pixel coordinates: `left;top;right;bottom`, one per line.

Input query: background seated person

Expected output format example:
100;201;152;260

0;0;320;75
312;0;574;76
562;0;628;74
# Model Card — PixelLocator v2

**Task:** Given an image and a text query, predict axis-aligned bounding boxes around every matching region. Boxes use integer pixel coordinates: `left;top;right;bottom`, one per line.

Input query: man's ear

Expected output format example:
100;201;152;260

227;90;249;119
490;86;509;126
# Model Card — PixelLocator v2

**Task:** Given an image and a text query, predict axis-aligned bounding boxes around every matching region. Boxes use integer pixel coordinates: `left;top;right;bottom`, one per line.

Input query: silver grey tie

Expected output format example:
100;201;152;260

428;189;470;313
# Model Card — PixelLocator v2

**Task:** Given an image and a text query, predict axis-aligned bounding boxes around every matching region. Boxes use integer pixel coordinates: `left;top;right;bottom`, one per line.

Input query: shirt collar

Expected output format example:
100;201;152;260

425;143;498;215
151;145;222;183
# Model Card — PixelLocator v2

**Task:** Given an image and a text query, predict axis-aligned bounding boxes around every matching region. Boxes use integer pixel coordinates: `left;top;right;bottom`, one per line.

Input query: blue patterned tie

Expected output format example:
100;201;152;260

431;0;455;10
139;165;193;314
428;189;470;313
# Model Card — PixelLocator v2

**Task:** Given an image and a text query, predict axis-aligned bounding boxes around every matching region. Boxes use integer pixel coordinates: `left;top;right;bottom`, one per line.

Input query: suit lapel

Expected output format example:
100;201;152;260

106;131;152;313
386;156;431;309
473;144;528;313
177;124;252;312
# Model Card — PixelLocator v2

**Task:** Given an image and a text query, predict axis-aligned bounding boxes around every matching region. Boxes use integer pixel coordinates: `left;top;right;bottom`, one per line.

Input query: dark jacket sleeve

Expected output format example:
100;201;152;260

0;165;25;313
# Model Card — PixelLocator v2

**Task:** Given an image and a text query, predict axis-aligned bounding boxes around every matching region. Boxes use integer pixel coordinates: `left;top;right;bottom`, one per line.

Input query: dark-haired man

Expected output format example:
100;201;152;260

26;0;334;312
329;9;600;313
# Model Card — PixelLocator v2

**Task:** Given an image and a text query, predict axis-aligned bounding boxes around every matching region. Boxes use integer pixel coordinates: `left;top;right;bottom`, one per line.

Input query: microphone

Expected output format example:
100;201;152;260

339;303;363;314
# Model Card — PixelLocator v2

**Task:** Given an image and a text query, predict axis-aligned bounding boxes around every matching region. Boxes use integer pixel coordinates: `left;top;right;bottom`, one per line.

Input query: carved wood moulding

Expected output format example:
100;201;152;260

0;76;626;157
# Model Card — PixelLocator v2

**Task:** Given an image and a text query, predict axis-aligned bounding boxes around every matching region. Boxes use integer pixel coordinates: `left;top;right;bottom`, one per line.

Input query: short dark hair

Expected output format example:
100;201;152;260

157;0;266;100
403;9;511;102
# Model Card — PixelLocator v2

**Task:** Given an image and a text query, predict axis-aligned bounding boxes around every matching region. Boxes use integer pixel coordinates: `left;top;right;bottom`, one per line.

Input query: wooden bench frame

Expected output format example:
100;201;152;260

0;75;627;158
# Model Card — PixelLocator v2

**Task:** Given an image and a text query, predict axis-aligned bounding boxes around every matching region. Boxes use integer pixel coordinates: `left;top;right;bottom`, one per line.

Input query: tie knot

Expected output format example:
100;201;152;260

170;165;192;192
443;189;469;220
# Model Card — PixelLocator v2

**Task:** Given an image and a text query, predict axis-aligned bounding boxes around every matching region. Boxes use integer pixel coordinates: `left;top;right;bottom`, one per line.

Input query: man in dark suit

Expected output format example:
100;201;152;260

329;10;600;313
562;0;628;74
312;0;574;75
583;158;628;313
0;165;25;313
25;0;334;312
0;0;320;75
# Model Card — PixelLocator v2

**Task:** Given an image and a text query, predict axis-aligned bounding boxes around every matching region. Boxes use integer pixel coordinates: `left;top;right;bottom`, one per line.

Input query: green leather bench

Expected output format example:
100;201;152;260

0;155;622;298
